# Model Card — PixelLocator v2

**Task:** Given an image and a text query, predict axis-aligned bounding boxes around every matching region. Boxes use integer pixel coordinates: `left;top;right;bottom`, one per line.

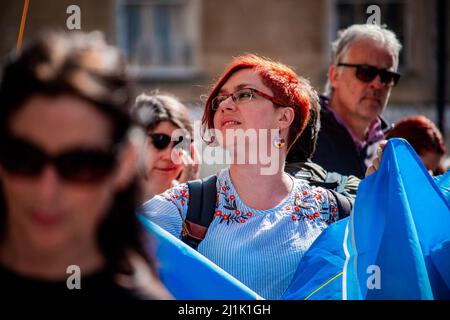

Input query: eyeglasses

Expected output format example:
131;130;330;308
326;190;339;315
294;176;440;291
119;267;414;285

337;63;401;86
0;136;118;184
148;133;185;151
211;88;289;111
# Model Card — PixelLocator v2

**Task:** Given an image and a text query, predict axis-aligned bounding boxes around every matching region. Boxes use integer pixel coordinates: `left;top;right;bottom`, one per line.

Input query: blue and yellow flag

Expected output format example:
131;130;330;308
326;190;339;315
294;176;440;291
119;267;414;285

139;217;261;300
283;138;450;300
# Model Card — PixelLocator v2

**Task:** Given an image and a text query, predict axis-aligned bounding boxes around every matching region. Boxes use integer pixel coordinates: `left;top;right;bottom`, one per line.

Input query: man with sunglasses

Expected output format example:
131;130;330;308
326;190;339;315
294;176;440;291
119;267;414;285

311;24;402;179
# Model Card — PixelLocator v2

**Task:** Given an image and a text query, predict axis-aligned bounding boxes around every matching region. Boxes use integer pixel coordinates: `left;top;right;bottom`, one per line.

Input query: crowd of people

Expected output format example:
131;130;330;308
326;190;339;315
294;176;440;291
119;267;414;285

0;23;448;300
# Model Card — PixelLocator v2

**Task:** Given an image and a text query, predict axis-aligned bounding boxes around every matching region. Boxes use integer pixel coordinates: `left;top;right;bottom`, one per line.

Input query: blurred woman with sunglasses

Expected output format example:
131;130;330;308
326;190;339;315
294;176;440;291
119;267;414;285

141;54;354;299
0;31;170;299
131;93;199;202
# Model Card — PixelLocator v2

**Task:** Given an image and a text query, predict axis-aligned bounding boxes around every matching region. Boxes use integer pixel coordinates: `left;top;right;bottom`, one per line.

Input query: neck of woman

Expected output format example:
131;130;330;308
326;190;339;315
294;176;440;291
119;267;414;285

0;230;106;281
229;161;293;211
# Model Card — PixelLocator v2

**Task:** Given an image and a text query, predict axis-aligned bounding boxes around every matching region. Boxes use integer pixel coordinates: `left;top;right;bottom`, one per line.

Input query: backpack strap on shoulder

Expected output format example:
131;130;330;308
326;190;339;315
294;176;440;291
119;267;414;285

182;175;217;249
328;189;353;219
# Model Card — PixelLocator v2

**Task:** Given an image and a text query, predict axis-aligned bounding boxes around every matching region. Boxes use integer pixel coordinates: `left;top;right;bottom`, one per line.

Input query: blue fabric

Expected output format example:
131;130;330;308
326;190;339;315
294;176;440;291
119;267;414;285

139;217;260;300
281;218;348;300
282;138;450;300
435;170;450;205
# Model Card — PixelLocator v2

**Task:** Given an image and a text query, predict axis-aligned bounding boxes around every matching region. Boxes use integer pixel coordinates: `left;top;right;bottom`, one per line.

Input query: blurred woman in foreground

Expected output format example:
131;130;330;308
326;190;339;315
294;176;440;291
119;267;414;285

0;31;170;299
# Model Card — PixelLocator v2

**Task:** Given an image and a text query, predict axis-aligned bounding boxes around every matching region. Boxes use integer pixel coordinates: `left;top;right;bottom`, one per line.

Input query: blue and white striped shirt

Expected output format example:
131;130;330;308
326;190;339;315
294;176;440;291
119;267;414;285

142;168;339;299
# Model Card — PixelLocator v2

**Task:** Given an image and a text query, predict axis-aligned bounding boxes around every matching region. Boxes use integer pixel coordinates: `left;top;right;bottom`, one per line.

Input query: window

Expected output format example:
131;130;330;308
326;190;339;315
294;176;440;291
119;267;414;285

331;0;407;70
117;0;200;79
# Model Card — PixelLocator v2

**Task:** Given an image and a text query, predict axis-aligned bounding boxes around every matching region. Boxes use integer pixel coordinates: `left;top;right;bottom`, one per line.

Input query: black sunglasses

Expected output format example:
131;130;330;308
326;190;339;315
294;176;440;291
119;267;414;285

148;133;186;151
338;63;401;86
0;136;118;184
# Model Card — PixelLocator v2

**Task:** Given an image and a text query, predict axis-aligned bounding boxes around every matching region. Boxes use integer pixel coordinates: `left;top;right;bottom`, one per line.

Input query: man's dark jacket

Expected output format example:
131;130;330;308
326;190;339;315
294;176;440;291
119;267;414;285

311;96;391;179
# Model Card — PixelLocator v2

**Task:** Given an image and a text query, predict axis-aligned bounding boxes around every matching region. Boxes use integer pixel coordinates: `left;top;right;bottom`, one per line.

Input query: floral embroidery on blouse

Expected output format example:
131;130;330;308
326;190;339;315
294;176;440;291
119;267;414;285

214;179;253;224
212;176;338;226
158;174;339;227
287;188;338;224
161;183;190;219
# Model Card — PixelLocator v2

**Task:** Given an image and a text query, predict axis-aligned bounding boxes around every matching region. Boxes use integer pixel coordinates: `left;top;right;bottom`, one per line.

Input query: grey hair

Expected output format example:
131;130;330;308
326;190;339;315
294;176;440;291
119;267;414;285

324;24;402;96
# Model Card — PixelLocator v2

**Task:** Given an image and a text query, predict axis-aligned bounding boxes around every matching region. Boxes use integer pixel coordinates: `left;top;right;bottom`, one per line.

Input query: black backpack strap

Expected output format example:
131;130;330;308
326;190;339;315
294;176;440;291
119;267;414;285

182;175;217;249
328;189;353;220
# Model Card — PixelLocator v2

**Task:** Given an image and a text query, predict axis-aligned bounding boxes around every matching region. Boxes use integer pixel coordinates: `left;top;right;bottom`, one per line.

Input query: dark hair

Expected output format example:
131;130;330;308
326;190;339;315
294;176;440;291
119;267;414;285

131;92;193;138
201;54;313;150
286;87;321;163
386;115;446;156
0;31;156;277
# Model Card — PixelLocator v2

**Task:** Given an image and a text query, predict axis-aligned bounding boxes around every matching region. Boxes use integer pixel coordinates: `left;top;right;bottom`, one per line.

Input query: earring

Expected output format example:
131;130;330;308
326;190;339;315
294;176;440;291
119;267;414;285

273;135;285;148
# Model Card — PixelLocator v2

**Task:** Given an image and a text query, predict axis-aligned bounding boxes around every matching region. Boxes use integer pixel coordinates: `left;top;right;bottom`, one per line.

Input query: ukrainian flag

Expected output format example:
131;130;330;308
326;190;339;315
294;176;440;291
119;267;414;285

139;217;261;300
283;138;450;300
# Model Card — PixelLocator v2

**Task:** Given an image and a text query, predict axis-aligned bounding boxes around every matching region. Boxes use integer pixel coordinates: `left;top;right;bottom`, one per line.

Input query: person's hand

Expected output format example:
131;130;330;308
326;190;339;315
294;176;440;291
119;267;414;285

177;143;200;183
365;140;388;177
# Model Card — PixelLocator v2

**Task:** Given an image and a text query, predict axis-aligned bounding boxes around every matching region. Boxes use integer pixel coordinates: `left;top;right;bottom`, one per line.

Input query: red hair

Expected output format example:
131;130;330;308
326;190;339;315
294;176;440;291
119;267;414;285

201;54;313;149
386;115;446;156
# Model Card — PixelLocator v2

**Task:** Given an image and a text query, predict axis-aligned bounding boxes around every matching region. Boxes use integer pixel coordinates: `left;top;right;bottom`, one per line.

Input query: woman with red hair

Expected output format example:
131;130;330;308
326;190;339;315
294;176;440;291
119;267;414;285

386;115;446;175
142;54;344;299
